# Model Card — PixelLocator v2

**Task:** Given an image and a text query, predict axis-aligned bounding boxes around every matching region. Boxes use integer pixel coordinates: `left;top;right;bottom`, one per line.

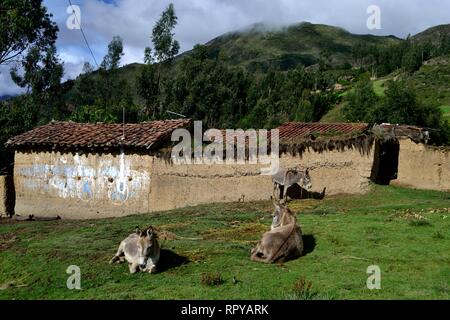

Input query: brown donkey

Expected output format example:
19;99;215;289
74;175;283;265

251;199;303;263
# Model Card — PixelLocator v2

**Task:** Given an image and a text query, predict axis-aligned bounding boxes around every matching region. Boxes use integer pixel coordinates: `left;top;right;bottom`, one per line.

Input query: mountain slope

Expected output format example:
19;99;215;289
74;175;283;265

410;55;450;106
60;22;450;118
203;22;402;71
412;24;450;44
320;54;450;123
0;95;14;101
117;22;404;75
65;22;405;104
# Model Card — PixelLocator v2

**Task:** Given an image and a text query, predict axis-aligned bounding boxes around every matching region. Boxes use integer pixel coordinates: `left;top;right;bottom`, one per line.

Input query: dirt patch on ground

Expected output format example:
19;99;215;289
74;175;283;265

155;229;178;241
203;222;268;242
0;217;22;225
152;223;197;241
288;200;320;212
0;232;17;251
157;221;193;231
181;249;206;262
0;281;29;290
390;208;450;221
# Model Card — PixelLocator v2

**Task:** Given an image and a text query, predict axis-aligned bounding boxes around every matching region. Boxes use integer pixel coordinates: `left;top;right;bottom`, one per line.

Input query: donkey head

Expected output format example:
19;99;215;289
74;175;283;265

291;167;312;190
134;226;158;268
271;198;297;230
300;168;312;191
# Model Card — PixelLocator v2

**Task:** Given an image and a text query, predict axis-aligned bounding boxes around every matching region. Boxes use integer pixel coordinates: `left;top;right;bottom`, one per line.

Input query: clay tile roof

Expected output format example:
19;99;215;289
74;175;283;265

204;129;272;145
6;119;192;150
277;122;369;142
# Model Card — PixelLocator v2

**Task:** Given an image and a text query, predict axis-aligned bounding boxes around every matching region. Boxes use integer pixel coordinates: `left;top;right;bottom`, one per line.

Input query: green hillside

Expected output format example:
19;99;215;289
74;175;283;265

410;55;450;107
4;21;450;139
66;22;404;105
321;54;450;124
203;22;401;71
56;21;450;133
441;105;450;122
412;24;450;44
88;22;403;80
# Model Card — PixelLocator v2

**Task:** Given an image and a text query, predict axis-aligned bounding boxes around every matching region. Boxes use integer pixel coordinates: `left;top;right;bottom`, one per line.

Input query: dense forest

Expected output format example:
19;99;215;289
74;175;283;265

2;1;450;172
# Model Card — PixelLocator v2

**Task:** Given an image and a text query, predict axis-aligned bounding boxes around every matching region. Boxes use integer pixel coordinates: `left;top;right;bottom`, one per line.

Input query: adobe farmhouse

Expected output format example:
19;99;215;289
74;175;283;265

0;120;448;219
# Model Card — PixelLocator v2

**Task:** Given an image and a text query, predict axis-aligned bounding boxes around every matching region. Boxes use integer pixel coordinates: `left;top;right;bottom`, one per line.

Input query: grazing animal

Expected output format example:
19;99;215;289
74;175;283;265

251;199;303;263
272;167;313;201
110;226;160;274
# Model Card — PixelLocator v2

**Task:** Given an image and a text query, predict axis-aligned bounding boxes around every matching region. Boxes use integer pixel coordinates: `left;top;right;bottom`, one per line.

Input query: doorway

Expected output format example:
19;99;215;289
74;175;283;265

371;140;400;185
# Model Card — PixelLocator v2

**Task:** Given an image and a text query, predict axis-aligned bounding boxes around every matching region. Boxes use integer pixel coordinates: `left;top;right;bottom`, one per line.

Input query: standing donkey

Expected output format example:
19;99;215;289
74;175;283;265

272;167;312;201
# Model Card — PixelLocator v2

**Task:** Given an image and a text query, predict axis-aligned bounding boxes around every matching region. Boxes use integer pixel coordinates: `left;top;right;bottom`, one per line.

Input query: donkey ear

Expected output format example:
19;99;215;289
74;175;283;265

146;226;153;236
135;226;141;235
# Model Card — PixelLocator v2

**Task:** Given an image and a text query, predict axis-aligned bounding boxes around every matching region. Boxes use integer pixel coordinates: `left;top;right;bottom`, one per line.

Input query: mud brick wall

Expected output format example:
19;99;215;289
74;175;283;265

13;146;375;219
395;139;450;191
13;150;152;219
148;147;375;212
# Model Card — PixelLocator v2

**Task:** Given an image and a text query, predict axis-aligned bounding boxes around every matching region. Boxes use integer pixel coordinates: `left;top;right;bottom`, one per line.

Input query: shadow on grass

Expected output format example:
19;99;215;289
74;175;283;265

302;234;316;256
285;184;326;200
157;249;190;273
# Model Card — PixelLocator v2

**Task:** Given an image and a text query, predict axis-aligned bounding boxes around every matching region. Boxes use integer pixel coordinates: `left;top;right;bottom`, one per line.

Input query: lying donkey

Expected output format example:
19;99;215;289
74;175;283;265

251;199;303;263
109;226;160;274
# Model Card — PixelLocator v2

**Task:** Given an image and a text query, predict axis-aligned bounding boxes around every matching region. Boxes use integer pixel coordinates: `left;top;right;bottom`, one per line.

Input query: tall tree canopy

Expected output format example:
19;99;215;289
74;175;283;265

10;44;63;95
0;0;58;66
151;3;180;63
100;36;124;71
343;75;378;122
136;3;180;119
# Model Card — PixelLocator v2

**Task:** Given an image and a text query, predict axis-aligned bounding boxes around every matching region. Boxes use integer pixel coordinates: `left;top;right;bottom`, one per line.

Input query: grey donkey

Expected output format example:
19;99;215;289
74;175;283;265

251;199;303;263
110;225;160;274
272;167;313;201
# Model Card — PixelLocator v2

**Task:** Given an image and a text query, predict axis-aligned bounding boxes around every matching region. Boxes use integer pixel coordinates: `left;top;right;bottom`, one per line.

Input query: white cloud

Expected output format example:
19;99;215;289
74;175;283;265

0;65;26;96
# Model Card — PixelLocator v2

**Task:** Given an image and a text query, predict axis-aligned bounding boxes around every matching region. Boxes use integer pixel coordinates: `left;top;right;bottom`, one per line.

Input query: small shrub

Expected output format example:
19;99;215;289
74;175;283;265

329;235;341;245
201;272;224;286
409;219;431;227
441;191;450;200
433;230;445;239
287;277;317;300
401;212;431;226
307;208;335;216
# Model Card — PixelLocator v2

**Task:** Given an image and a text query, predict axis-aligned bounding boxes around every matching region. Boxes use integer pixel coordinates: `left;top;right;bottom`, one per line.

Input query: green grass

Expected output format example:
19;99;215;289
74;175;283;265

321;76;390;122
440;105;450;123
411;56;450;107
320;102;347;123
1;185;449;300
185;22;400;71
322;58;450;123
373;78;388;97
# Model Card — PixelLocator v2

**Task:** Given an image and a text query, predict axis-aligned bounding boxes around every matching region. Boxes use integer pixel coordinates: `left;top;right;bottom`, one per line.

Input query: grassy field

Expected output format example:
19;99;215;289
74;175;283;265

0;185;449;300
411;56;450;107
440;105;450;123
320;102;347;123
373;78;388;97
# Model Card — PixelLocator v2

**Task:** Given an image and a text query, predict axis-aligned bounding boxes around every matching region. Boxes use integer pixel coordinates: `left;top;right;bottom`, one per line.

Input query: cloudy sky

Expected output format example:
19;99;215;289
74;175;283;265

1;0;450;96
